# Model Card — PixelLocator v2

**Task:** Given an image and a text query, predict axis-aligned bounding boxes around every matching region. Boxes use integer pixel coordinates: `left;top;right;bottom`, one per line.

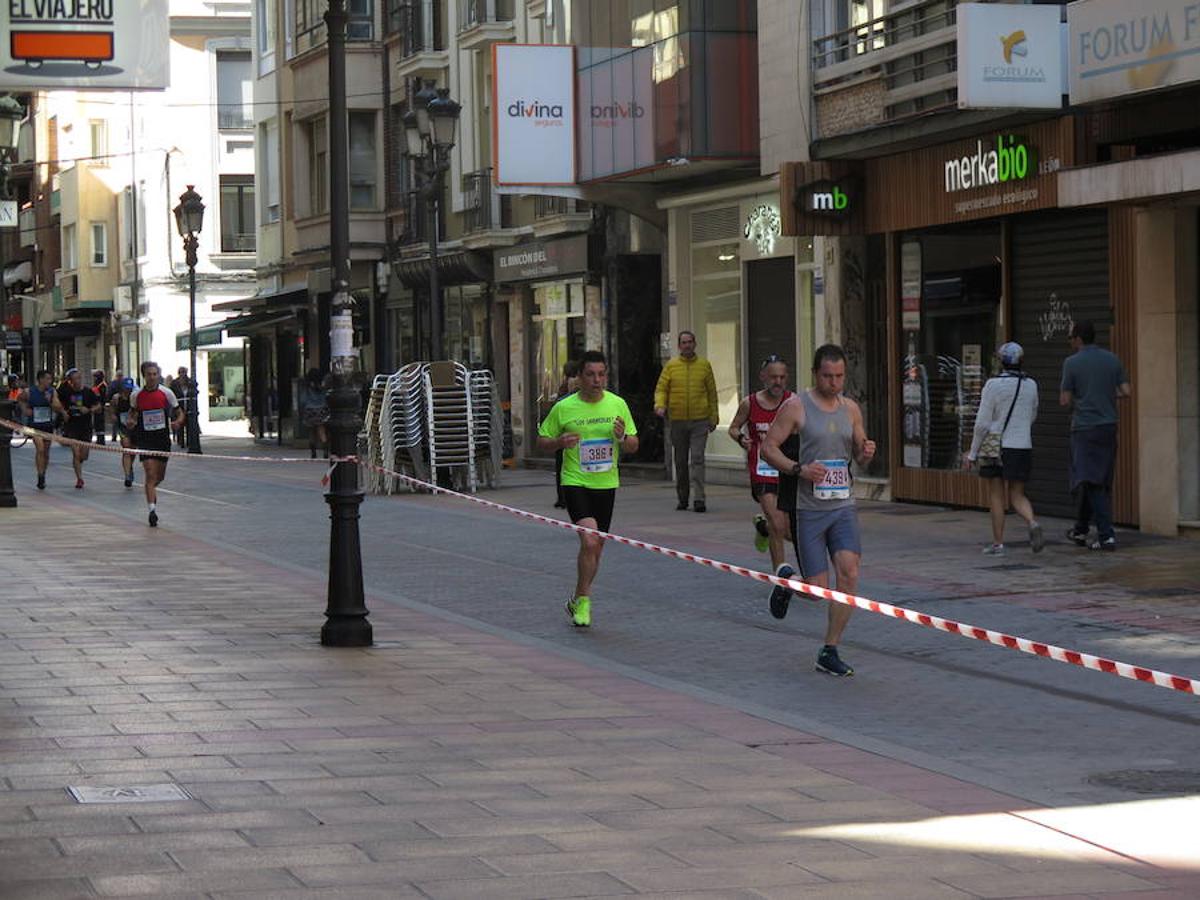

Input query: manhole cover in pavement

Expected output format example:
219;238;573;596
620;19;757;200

68;784;192;804
1087;769;1200;794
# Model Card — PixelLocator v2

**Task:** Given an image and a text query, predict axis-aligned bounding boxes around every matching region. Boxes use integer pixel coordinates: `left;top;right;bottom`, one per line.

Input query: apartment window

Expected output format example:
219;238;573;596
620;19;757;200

349;110;377;210
220;176;257;252
63;223;78;270
347;0;373;39
307;116;327;216
90;222;108;266
217;50;253;129
295;0;326;52
89;119;107;162
260;119;281;223
256;0;277;74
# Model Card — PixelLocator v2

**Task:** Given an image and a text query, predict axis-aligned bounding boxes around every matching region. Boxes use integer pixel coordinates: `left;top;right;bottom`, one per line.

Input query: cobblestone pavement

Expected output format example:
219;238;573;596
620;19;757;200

1;439;1198;897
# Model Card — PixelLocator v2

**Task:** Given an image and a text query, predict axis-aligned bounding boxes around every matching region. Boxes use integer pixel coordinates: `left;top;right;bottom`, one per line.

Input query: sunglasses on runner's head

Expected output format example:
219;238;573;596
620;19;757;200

761;354;786;368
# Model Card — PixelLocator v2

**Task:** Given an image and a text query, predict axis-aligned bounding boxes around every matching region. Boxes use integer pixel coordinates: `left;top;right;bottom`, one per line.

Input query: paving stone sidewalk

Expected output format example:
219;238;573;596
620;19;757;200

1;494;1198;899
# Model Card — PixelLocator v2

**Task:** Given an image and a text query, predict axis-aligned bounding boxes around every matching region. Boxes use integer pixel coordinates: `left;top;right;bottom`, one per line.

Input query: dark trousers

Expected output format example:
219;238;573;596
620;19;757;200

1075;484;1114;542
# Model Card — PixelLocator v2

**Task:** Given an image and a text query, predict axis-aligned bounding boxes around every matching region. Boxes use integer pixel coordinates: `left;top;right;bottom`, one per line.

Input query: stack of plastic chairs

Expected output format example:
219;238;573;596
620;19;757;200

380;363;428;493
468;369;502;489
424;361;476;492
360;374;389;493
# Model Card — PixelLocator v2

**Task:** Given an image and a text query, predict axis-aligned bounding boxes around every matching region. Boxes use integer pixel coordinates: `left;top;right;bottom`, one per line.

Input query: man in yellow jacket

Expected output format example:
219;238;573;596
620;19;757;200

655;330;719;512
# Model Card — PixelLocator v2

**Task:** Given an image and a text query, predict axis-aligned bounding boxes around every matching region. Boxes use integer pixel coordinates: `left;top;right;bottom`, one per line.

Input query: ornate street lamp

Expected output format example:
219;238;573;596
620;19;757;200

173;185;205;454
403;82;460;361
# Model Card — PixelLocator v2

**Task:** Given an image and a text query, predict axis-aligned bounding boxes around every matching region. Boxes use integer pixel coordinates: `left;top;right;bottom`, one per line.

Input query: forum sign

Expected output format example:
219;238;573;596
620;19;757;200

1069;0;1200;104
0;0;169;90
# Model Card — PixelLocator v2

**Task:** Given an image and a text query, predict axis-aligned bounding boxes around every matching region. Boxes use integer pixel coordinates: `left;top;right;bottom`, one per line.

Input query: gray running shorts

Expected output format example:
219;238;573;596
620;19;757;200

792;506;862;578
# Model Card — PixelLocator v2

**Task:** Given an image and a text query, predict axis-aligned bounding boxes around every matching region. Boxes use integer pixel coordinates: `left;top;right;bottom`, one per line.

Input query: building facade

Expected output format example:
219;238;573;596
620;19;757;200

779;0;1199;537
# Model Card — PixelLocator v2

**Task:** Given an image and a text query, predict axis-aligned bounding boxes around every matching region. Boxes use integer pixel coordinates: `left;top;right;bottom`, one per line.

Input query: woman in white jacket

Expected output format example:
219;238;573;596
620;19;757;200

964;342;1044;555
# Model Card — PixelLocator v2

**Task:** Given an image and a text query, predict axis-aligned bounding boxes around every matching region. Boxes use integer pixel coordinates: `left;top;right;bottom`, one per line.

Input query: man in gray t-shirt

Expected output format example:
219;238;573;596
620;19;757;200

1059;320;1132;551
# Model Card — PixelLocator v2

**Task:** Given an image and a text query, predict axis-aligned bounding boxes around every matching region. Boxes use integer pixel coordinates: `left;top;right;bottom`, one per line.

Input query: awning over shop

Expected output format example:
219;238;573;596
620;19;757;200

393;250;491;290
175;323;228;352
25;318;102;342
212;285;307;313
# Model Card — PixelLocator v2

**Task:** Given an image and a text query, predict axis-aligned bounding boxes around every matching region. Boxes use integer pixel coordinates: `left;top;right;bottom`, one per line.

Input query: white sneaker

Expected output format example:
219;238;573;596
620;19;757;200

982;543;1006;556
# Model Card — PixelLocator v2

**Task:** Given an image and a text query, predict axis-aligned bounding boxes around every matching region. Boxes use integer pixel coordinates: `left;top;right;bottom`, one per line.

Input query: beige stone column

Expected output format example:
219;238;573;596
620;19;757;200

1134;208;1198;534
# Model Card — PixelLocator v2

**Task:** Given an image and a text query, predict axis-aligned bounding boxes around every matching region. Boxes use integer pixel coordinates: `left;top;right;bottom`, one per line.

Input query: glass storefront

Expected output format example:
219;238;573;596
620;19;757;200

899;223;1001;471
207;347;247;420
691;236;741;459
530;281;587;456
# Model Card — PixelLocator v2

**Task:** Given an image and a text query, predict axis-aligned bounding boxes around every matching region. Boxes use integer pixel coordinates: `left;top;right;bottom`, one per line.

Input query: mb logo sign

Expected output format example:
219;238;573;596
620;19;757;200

802;179;854;217
811;187;849;211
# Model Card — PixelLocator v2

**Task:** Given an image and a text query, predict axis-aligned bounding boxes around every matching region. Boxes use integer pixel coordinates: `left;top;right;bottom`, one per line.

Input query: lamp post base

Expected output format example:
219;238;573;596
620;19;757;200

321;378;372;647
186;404;203;454
0;399;16;508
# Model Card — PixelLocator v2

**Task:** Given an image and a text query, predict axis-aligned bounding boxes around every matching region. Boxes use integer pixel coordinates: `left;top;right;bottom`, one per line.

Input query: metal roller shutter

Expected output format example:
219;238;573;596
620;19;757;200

1010;210;1110;518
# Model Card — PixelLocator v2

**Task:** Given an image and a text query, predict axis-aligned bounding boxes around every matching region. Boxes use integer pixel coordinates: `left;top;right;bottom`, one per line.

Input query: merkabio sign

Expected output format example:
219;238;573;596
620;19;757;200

944;134;1035;193
802;179;854;216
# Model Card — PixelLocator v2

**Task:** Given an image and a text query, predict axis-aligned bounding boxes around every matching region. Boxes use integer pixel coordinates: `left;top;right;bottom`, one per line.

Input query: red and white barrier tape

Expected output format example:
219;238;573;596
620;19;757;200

5;416;1194;696
363;459;1200;696
1;418;328;464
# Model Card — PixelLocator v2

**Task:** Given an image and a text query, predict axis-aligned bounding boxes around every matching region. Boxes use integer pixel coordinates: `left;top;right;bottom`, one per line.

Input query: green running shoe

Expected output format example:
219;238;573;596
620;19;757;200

566;595;591;628
753;514;770;553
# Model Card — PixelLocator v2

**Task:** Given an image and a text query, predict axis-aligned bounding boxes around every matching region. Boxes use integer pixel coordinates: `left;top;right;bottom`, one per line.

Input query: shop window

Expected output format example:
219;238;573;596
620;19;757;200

899;224;1001;471
208;347;247;420
531;281;586;450
690;230;741;459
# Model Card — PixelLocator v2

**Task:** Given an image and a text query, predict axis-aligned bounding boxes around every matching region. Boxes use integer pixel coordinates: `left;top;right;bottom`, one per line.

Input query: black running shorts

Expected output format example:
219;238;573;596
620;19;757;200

562;486;616;533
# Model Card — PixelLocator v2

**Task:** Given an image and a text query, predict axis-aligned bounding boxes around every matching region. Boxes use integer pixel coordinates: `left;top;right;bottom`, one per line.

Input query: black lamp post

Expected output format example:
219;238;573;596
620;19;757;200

403;80;460;362
320;0;371;647
173;185;204;455
0;93;26;509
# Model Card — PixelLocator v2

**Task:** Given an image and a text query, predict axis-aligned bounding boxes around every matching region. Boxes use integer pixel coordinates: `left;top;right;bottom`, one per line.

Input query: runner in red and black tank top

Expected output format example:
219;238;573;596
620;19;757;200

129;362;184;527
728;356;797;610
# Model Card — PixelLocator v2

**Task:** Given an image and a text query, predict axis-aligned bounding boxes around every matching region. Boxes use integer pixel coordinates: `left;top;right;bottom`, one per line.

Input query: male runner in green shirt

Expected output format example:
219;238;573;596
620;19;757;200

537;350;639;627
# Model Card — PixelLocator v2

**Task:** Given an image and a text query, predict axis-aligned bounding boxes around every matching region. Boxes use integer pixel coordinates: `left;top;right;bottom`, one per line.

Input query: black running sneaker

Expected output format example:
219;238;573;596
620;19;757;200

1089;536;1116;551
36;474;45;490
815;646;854;677
768;564;795;620
148;510;159;528
124;475;133;488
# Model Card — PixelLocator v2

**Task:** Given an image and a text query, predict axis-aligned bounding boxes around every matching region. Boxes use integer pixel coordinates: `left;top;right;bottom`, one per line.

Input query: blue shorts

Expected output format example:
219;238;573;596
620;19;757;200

792;506;862;578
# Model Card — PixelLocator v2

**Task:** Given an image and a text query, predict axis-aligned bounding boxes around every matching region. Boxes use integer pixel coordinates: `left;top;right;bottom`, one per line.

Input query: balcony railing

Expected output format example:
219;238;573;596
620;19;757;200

461;168;512;234
218;108;254;130
220;232;256;253
534;195;591;219
459;0;513;29
812;0;960;131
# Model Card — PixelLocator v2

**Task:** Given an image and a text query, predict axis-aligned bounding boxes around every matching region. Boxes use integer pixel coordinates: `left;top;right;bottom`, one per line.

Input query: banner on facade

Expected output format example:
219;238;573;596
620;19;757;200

0;0;169;90
493;44;576;187
957;2;1064;109
1068;0;1200;104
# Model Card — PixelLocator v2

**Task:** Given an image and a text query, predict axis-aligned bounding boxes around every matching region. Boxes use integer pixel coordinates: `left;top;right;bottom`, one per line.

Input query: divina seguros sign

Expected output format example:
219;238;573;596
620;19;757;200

492;44;576;187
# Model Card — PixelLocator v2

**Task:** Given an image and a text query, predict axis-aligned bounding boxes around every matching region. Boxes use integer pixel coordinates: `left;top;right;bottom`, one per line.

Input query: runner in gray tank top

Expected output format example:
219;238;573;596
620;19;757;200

760;344;876;677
